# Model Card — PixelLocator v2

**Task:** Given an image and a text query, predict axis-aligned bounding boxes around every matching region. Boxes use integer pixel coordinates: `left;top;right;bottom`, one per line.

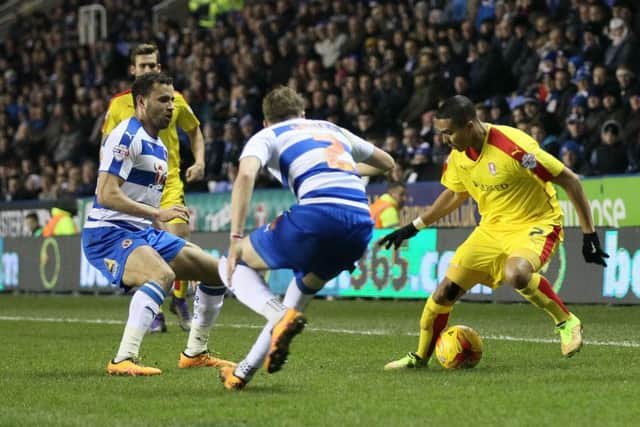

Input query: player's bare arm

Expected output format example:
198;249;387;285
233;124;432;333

378;189;469;250
96;171;189;223
226;155;261;284
356;147;395;176
551;167;594;234
185;125;205;182
551;166;609;266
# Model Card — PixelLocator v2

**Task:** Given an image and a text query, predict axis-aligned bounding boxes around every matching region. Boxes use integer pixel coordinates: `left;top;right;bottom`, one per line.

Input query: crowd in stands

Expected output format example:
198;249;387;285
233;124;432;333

1;0;640;201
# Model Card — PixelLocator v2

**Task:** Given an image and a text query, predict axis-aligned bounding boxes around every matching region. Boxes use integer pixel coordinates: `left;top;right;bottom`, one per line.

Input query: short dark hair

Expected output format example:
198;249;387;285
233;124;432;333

435;95;477;128
262;86;306;124
25;212;39;222
131;72;173;104
130;43;159;65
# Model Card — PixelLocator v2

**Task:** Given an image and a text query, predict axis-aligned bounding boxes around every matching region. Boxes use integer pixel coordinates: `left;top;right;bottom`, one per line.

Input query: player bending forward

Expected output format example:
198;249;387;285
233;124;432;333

381;95;608;370
217;86;395;390
83;72;233;375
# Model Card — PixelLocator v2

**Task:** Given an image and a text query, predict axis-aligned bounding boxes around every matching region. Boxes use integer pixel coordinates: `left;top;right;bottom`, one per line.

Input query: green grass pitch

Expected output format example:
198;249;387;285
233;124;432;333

1;295;639;427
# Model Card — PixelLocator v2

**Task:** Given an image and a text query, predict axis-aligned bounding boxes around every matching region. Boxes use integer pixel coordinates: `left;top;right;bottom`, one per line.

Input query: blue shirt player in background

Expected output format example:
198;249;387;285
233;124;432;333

82;72;234;376
217;86;396;390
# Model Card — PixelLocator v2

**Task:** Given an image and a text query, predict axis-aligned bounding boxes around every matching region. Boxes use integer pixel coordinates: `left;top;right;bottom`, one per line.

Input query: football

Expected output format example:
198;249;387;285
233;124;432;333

435;325;483;369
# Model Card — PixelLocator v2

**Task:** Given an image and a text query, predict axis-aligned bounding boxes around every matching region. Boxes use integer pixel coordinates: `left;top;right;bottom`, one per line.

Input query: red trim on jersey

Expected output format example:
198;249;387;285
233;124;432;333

538;275;570;314
487;127;554;181
107;89;132;108
465;146;480;161
539;225;562;265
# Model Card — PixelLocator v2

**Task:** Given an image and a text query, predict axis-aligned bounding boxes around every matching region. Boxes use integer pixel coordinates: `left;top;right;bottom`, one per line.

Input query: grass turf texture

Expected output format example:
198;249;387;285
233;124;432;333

1;295;639;427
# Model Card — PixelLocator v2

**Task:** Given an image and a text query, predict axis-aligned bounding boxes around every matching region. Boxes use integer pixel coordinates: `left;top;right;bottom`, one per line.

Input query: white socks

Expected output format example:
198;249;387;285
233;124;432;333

283;277;315;311
114;282;165;363
218;256;285;320
185;284;225;357
234;323;274;381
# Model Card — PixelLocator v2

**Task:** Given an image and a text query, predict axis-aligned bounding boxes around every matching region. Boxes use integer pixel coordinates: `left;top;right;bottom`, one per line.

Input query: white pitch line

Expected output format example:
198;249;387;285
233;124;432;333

1;315;639;348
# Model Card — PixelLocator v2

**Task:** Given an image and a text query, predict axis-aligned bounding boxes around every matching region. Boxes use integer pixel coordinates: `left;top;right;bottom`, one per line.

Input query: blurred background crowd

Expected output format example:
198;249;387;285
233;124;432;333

1;0;640;202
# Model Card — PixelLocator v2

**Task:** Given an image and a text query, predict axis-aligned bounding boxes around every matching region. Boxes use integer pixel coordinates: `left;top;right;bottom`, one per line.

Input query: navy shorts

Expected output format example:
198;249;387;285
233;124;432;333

82;226;186;288
250;203;373;280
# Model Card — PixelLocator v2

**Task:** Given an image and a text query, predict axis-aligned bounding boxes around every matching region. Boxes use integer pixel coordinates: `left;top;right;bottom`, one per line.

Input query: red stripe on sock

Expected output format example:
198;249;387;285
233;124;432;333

427;313;450;358
173;280;181;291
539;225;561;265
538;276;569;314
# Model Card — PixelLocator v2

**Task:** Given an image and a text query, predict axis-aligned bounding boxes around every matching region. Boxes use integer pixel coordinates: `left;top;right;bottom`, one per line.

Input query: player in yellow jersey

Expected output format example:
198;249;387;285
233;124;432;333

102;43;204;332
380;95;609;370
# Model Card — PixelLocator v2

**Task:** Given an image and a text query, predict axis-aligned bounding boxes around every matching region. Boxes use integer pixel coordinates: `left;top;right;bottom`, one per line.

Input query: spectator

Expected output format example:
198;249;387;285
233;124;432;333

581;23;605;64
601;87;626;126
53;118;81;165
314;21;346;69
622;85;640;147
561;113;591;159
589;120;628;175
559;140;587;175
398;70;438;126
523;97;559;135
77;160;97;197
369;182;407;229
468;37;509;101
5;176;32;201
38;173;58;201
548;68;577;129
512;32;540;92
42;195;79;237
615;64;636;104
604;17;639;73
24;212;43;237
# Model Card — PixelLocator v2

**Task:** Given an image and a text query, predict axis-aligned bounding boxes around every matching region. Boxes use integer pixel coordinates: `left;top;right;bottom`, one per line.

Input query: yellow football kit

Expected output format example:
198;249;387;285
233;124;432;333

102;89;200;224
441;124;565;289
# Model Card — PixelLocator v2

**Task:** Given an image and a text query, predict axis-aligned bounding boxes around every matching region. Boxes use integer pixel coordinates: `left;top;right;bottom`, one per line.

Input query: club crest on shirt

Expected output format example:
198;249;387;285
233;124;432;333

521;153;537;169
488;162;497;175
113;144;129;161
121;239;133;249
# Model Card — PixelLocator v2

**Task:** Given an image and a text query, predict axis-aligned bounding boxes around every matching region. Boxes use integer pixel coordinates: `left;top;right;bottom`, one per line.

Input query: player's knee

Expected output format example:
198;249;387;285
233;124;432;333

149;265;175;291
432;281;463;305
504;264;530;290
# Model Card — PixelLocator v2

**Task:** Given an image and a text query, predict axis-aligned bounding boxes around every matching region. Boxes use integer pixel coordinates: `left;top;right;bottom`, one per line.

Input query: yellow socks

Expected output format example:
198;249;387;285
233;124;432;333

416;297;453;359
173;280;188;299
517;273;570;325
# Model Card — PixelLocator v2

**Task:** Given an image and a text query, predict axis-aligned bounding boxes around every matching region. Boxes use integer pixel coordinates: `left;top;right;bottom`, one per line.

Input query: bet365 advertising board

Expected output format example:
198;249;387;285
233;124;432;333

2;227;639;304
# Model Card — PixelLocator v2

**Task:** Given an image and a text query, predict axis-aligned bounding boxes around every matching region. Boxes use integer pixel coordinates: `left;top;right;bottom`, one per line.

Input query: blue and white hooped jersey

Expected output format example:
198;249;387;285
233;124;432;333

240;118;374;212
85;117;168;230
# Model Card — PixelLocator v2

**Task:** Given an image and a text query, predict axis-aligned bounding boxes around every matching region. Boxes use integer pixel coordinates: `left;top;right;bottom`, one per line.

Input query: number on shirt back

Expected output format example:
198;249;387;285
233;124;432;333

313;134;355;172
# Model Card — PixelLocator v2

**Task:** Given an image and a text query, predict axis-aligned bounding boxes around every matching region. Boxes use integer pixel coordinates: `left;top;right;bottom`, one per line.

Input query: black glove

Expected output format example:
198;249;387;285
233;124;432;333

582;232;609;266
378;223;419;250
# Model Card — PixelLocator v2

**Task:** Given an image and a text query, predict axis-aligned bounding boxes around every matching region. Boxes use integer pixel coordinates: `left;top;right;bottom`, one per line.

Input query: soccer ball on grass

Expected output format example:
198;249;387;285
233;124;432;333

435;325;483;369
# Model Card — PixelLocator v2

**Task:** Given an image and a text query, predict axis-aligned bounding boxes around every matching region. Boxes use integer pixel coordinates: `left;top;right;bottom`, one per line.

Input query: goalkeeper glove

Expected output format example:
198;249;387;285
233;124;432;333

582;232;609;266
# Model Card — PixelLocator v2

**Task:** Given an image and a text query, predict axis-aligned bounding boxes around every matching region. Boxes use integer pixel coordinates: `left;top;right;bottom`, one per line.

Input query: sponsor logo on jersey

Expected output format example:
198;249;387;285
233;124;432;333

521;153;537;169
113;144;129;161
152;162;167;189
121;239;133;249
472;180;509;192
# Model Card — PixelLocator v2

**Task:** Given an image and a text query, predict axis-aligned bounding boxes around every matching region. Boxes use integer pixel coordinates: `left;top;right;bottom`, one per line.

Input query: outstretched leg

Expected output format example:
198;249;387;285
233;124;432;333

506;256;582;357
384;278;465;370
